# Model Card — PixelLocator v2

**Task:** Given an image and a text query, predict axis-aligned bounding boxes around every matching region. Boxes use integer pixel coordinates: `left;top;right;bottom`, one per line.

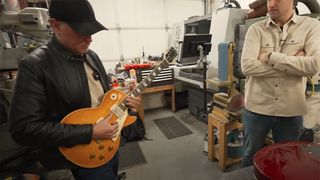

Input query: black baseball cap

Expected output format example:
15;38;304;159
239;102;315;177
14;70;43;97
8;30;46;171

49;0;108;36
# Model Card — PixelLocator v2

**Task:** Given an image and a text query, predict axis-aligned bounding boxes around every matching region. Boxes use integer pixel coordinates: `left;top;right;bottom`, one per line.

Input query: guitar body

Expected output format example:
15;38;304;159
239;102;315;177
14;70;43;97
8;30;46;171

253;142;320;180
59;89;136;168
59;47;177;168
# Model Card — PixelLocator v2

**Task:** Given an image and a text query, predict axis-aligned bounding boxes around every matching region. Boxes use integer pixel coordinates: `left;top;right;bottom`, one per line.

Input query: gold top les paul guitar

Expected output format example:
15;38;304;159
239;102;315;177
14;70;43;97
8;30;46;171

59;47;177;168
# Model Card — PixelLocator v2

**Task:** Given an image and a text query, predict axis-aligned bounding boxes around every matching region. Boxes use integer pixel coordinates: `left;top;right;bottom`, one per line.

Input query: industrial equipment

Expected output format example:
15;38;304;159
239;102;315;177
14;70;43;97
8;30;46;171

0;7;51;70
0;6;51;179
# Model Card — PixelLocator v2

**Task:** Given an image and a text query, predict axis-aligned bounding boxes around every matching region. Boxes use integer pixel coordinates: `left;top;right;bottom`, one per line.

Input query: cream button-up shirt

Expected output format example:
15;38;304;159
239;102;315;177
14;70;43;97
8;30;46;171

241;13;320;116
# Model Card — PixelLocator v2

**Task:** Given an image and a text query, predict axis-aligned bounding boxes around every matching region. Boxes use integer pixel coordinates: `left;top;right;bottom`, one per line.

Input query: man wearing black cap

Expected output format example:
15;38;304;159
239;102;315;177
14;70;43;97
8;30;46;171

9;0;141;179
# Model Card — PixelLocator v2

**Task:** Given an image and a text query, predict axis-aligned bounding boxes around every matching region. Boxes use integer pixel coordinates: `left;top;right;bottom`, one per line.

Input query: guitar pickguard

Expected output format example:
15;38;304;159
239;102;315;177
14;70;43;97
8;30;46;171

112;109;128;141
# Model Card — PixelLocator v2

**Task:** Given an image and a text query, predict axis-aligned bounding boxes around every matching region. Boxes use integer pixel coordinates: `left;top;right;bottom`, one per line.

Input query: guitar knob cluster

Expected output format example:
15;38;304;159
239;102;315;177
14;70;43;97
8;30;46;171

108;146;113;152
99;144;104;150
99;155;105;160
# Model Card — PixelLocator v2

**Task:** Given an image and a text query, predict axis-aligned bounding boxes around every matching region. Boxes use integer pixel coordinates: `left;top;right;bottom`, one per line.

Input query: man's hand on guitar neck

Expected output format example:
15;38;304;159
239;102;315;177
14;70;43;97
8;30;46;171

126;96;141;112
92;114;119;140
126;83;142;112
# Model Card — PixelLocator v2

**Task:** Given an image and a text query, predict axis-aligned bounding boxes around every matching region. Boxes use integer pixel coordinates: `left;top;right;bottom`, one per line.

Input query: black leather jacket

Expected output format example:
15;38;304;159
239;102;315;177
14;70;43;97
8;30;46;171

9;36;111;169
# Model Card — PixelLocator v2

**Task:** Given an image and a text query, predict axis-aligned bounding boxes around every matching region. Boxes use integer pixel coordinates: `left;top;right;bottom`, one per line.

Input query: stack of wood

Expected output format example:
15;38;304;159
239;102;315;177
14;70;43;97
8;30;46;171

246;0;268;19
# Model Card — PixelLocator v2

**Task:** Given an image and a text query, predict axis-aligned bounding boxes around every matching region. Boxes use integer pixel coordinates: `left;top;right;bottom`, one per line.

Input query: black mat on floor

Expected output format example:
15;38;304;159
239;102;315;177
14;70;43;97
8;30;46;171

153;116;193;139
118;142;147;170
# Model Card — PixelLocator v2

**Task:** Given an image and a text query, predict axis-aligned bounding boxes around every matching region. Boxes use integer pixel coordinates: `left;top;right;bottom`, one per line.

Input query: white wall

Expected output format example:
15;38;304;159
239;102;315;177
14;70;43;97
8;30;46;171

89;0;205;73
88;0;205;109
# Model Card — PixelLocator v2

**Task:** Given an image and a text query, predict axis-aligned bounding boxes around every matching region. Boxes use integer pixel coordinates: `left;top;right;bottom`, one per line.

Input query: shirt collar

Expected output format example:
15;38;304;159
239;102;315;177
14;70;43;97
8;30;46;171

265;12;298;28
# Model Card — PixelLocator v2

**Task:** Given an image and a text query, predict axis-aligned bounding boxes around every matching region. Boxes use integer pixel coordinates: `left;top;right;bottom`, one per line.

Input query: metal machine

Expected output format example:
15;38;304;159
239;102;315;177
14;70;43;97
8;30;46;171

0;6;50;119
180;0;320;123
170;14;211;66
171;6;248;122
0;6;51;178
0;7;51;70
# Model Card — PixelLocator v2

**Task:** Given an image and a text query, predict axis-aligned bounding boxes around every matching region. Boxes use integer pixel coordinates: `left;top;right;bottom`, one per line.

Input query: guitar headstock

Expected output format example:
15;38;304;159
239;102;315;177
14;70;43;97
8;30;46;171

164;47;177;63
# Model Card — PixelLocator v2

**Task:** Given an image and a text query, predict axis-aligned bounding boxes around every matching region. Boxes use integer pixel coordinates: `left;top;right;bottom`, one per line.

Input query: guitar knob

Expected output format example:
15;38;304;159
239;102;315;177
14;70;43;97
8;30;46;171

99;144;104;150
111;93;117;100
108;146;113;152
89;153;96;159
99;155;105;160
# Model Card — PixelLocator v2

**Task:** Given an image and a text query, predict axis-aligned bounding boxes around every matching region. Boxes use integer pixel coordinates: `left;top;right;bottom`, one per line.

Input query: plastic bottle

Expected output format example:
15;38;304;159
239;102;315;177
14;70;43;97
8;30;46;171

129;69;137;83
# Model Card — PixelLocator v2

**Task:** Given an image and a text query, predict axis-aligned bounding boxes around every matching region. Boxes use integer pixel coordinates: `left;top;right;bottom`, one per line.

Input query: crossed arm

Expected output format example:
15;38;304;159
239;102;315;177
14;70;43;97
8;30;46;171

241;24;320;78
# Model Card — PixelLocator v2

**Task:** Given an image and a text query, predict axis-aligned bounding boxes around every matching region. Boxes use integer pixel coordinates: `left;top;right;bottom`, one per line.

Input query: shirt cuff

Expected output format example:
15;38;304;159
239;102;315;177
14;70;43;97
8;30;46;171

268;52;281;67
267;52;288;72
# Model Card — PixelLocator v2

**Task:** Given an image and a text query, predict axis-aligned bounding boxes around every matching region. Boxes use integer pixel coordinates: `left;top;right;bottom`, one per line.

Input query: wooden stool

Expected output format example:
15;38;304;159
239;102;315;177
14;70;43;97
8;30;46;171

207;113;243;171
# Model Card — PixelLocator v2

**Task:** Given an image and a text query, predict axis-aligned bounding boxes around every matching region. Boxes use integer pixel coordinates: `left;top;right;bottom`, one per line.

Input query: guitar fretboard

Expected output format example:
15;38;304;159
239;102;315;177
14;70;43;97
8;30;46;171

117;59;170;112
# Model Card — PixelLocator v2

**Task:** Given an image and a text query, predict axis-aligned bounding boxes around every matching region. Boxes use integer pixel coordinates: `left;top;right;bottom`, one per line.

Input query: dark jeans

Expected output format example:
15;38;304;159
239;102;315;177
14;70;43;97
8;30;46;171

71;153;119;180
241;109;303;167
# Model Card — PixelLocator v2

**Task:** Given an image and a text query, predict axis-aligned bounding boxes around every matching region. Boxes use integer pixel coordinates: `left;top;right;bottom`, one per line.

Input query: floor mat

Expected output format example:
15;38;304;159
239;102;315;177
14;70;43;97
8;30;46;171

118;142;147;170
153;116;193;139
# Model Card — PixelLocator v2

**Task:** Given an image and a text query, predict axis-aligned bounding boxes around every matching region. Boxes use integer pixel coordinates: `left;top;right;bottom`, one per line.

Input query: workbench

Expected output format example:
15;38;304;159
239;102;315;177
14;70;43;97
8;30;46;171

138;84;176;124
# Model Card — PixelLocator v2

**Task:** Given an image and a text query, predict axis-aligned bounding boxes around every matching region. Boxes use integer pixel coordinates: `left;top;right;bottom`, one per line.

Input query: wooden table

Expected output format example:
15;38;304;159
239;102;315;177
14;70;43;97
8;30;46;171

138;84;176;124
208;113;243;171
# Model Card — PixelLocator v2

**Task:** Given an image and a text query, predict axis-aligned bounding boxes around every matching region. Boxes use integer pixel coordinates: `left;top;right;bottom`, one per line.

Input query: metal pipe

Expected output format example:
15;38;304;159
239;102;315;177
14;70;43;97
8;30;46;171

204;0;207;15
207;0;213;14
44;0;49;8
204;0;214;15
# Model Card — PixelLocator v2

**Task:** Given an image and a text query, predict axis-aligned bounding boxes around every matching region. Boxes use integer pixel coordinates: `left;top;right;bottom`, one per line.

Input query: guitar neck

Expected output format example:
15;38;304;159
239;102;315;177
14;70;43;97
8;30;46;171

117;59;169;111
131;59;169;96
